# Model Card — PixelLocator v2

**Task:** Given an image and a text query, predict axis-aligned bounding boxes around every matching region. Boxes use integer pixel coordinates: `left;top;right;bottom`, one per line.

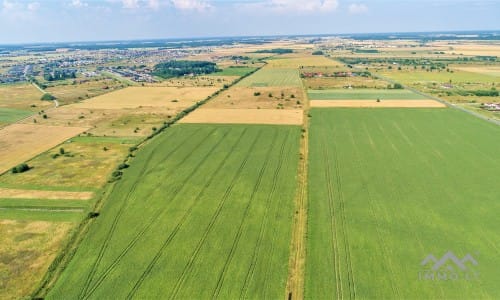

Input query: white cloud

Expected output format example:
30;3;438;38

71;0;88;8
148;0;160;9
348;3;368;14
2;0;17;10
27;2;39;11
122;0;140;9
241;0;339;13
170;0;212;11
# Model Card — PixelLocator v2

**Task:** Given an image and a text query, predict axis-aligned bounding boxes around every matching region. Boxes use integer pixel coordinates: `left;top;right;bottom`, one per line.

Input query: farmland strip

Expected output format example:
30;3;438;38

86;130;236;298
78;129;201;299
240;129;291;299
211;129;280;299
168;129;263;300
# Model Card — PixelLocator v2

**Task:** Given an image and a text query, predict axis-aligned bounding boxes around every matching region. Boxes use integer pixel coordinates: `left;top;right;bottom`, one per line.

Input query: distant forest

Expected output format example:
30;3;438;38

254;48;293;54
153;60;220;79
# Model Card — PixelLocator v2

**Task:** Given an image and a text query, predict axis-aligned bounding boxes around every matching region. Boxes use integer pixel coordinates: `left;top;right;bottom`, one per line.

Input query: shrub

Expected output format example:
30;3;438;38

253;92;261;96
117;163;129;170
88;212;100;219
41;93;56;101
11;163;30;174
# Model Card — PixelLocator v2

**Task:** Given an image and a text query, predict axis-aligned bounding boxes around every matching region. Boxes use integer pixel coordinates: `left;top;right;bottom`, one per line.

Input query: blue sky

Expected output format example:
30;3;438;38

0;0;498;44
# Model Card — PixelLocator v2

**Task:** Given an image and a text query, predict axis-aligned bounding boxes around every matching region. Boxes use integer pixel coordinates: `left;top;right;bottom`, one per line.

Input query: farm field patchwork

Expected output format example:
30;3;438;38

180;108;304;125
236;68;301;87
0;124;88;175
48;124;301;299
308;89;429;100
21;107;176;137
45;78;124;105
304;76;390;89
70;86;218;109
204;86;304;110
156;75;238;88
376;69;497;85
265;56;343;68
0;134;133;189
306;108;500;299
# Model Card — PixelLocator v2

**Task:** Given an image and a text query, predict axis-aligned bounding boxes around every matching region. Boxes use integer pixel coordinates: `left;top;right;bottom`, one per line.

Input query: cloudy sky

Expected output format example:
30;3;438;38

0;0;498;44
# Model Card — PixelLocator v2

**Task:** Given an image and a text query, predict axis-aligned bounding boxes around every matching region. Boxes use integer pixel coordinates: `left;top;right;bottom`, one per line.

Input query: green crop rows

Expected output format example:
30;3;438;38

48;124;300;299
306;108;500;299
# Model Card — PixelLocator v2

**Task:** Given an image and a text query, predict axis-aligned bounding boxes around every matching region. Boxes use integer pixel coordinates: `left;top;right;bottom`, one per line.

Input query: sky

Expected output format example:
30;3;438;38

0;0;499;44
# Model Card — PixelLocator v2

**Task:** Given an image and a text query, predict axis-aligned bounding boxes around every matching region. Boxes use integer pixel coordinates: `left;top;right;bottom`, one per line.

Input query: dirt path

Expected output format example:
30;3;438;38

286;79;309;300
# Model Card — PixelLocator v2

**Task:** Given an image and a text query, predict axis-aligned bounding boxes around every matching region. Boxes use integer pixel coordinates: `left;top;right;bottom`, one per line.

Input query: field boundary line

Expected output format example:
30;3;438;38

285;77;309;300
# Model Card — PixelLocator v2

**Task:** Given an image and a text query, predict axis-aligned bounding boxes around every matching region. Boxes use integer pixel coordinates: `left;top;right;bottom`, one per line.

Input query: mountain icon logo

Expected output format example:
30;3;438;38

421;251;478;271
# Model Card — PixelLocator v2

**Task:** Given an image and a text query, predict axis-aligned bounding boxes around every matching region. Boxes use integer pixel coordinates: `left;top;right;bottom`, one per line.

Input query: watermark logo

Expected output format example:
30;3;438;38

419;251;479;281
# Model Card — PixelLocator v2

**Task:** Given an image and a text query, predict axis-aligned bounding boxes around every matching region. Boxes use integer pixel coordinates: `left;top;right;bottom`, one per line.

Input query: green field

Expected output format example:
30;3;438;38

47;124;300;299
306;108;500;299
377;69;498;85
308;89;428;100
0;107;33;124
211;66;257;77
236;68;301;87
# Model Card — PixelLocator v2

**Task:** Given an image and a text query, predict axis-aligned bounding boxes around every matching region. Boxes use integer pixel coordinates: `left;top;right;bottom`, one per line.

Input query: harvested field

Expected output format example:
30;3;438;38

0;84;49;110
0;220;73;300
70;87;219;110
45;78;124;105
0;124;88;174
310;100;446;108
154;76;238;88
179;108;303;125
0;188;93;200
21;106;176;137
204;87;304;109
452;66;500;77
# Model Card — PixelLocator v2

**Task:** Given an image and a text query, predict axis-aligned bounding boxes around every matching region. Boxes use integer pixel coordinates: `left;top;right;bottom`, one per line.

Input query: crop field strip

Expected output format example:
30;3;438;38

48;124;300;299
306;108;500;299
236;67;302;87
307;89;429;100
310;100;445;108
